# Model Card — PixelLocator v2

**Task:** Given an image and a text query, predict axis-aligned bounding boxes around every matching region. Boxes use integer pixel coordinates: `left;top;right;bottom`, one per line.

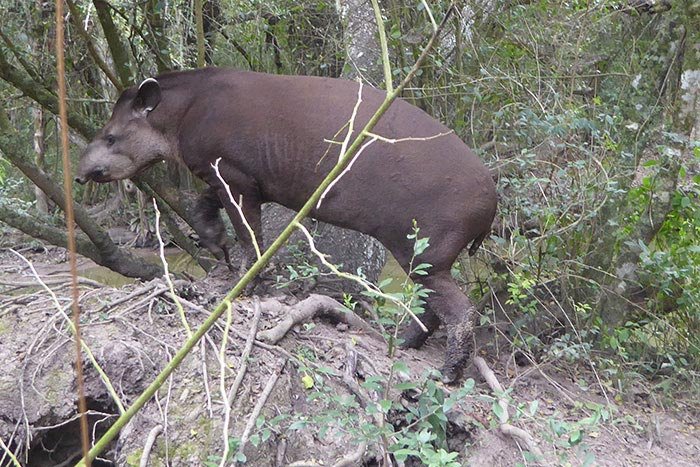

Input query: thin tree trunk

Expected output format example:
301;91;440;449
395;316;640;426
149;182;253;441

93;0;132;85
33;107;49;215
194;0;206;68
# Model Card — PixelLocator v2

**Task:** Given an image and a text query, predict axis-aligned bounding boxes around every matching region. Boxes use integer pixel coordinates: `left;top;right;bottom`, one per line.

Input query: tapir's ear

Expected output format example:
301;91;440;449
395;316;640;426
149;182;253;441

133;78;161;116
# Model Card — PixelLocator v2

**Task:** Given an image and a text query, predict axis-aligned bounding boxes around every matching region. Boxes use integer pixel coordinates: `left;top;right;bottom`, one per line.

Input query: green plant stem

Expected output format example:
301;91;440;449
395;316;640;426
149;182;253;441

75;6;454;464
370;0;393;93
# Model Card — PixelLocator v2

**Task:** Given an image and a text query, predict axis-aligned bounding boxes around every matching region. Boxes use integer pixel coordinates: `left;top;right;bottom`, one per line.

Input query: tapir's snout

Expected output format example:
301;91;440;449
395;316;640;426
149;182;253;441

75;166;107;184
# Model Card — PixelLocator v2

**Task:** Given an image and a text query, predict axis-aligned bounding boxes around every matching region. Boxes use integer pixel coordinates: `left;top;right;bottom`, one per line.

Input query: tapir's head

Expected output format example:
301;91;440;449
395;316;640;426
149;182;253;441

76;78;171;184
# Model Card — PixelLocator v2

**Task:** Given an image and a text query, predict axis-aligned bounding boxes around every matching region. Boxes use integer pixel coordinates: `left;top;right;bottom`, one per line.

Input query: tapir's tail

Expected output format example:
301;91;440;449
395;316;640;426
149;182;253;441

468;229;490;256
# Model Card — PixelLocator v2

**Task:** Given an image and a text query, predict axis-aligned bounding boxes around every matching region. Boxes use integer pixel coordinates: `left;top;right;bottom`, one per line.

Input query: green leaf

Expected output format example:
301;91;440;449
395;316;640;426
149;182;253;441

379;399;392;413
301;375;314;389
568;429;583;445
463;378;475;393
394;381;418;391
417;429;432;444
529;400;539;416
288;420;307;431
492;401;506;421
392;361;409;374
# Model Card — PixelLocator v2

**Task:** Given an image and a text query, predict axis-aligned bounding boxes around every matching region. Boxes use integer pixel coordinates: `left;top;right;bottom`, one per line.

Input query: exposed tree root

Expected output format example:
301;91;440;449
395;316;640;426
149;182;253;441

257;294;384;344
474;356;544;459
139;424;163;467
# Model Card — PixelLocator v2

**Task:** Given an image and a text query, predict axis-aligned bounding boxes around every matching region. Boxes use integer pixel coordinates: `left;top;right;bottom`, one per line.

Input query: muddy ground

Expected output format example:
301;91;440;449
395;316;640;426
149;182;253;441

0;237;698;466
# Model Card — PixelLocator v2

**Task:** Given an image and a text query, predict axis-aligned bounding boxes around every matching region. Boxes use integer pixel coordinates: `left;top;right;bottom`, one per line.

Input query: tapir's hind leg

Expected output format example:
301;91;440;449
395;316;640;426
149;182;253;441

389;234;477;383
418;270;476;383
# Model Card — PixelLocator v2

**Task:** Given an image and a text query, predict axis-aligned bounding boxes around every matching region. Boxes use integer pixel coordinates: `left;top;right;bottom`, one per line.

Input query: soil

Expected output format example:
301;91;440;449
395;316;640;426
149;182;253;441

0;234;698;467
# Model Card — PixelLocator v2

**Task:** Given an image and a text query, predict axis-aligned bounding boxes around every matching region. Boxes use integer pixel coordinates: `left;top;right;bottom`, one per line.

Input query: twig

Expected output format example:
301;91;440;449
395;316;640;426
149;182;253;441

114;285;169;317
317;134;378;209
212;158;262;260
0;435;20;467
474;356;543;458
235;358;287;462
139;425;163;467
370;0;393;93
220;297;263;466
94;280;163;314
201;339;213;417
153;199;192;337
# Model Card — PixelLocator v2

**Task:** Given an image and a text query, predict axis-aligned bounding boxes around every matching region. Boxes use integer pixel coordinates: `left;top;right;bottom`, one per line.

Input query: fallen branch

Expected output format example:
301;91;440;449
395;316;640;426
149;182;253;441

256;294;383;344
474;356;543;458
235;357;287;461
139;424;163;467
221;297;263;466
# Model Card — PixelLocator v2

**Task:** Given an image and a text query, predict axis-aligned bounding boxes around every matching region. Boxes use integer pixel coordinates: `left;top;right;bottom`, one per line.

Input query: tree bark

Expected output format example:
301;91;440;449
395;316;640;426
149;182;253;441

32;107;49;215
93;0;133;85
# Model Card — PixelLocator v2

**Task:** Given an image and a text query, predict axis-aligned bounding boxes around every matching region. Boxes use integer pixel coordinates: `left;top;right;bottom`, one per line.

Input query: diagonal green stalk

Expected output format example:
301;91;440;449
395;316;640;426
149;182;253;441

76;6;453;465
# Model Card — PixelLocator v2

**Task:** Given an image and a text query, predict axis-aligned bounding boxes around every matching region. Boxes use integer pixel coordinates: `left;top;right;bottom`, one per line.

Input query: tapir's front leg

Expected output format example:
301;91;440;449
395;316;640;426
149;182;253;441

216;183;263;276
192;186;234;271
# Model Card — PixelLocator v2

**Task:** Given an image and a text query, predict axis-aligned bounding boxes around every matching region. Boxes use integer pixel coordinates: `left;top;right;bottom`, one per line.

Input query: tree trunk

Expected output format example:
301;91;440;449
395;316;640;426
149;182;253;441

93;0;132;85
32;107;50;215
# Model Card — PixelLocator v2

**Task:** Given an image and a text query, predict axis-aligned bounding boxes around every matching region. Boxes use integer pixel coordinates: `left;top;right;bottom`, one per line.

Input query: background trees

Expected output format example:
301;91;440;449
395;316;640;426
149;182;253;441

1;0;698;381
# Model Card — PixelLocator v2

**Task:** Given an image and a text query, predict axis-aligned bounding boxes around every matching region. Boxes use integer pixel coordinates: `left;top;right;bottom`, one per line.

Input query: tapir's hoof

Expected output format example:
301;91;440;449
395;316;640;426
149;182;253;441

439;365;461;385
399;327;431;349
399;315;438;349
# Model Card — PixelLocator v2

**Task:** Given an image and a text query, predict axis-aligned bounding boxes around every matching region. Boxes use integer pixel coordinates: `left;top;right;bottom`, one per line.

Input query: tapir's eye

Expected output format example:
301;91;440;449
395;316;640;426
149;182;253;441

105;134;116;147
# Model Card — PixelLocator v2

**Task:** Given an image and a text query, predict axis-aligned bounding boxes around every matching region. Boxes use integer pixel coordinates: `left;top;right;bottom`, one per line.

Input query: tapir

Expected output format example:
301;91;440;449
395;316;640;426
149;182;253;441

76;68;497;383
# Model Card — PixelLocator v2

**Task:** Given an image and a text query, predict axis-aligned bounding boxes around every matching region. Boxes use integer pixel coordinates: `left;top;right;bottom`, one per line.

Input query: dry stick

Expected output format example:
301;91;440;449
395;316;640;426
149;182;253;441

115;286;169;317
257;293;383;344
212;158;262;260
138;425;163;467
76;9;453;463
55;0;91;462
235;358;287;461
153;200;192;337
0;435;20;467
94;280;163;315
201;339;213;418
0;276;104;288
220;298;263;467
217;299;234;466
473;357;543;458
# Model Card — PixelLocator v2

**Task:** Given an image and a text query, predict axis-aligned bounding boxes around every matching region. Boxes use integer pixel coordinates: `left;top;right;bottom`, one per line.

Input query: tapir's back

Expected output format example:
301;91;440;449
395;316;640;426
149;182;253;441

168;69;496;247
